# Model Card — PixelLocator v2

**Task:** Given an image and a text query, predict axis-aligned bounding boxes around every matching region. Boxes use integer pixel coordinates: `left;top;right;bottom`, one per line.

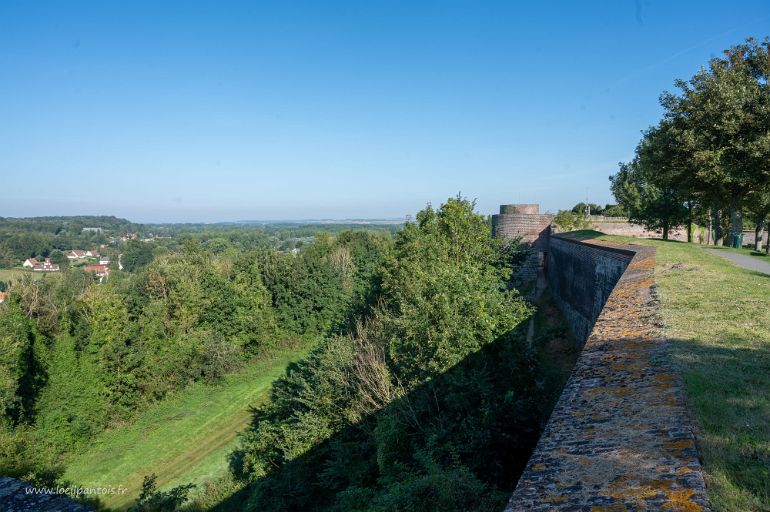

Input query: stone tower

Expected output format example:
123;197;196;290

491;204;553;282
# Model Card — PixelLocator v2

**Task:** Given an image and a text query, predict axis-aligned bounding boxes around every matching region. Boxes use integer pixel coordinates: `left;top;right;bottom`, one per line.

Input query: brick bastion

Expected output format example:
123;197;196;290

505;235;708;511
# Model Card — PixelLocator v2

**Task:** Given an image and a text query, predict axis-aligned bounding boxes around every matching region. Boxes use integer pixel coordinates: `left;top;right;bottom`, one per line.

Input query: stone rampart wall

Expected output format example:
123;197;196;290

506;237;708;511
546;236;632;344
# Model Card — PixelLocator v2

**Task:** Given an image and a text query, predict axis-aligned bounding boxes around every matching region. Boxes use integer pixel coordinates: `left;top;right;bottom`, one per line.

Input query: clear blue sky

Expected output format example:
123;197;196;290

1;1;768;222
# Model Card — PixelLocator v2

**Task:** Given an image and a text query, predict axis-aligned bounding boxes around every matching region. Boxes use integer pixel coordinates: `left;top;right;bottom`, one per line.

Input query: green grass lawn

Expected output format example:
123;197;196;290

63;341;314;511
583;233;770;511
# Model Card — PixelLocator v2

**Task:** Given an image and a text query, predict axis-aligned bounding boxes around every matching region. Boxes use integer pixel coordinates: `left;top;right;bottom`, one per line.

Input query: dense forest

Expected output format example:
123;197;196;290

0;198;564;511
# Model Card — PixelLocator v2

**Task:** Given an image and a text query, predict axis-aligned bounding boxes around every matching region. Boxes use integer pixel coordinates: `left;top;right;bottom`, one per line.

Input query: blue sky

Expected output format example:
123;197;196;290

1;1;768;222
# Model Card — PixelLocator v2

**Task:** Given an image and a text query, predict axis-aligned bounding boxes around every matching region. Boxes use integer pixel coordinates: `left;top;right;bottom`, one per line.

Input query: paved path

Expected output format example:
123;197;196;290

704;249;770;275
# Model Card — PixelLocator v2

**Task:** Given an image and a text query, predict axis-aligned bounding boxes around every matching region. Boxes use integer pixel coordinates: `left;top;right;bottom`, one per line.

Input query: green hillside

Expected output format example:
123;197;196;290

63;342;313;510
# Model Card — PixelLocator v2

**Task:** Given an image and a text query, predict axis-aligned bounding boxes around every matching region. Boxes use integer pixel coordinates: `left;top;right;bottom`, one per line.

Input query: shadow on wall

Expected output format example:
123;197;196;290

206;322;567;512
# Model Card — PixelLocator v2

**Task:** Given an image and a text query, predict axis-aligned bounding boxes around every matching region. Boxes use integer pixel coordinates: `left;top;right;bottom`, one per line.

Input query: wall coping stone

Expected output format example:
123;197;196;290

505;237;708;511
0;477;95;512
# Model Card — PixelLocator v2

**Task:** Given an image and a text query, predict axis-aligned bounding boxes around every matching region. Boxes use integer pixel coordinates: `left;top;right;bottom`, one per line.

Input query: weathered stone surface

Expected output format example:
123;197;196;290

506;237;708;511
0;478;95;512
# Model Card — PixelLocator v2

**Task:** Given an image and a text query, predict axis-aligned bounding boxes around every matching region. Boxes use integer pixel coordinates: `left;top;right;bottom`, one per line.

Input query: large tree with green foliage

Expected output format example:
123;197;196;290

660;37;770;241
610;123;690;240
232;197;538;511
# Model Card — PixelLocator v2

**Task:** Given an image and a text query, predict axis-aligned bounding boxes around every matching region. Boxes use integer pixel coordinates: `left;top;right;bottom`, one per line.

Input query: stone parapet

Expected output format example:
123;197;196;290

505;237;708;511
0;477;95;512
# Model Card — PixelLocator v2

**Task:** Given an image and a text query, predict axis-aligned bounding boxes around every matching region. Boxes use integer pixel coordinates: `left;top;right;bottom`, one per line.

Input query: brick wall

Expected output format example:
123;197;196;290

492;213;553;249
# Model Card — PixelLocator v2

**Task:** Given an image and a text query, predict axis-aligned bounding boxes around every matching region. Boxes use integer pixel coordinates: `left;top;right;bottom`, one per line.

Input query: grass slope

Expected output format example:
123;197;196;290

585;234;770;511
63;341;314;510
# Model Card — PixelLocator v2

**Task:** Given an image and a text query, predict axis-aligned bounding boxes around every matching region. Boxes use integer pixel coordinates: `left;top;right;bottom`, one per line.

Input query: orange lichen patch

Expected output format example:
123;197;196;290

664;439;694;451
608;479;673;502
590;506;628;512
675;466;694;475
662;488;702;512
532;463;547;471
585;387;609;398
543;493;568;503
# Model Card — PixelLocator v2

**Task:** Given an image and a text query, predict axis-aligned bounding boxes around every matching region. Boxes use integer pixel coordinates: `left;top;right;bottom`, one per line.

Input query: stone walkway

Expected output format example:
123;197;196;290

704;249;770;276
506;241;708;511
0;477;94;512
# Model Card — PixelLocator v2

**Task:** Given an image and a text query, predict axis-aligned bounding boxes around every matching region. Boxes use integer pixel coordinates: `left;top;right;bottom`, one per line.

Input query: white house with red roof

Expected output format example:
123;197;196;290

32;258;60;272
84;264;110;278
22;258;38;268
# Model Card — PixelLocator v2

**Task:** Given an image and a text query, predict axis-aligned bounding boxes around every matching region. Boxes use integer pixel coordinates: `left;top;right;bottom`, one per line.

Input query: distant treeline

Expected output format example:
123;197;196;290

0;216;138;267
0;215;400;268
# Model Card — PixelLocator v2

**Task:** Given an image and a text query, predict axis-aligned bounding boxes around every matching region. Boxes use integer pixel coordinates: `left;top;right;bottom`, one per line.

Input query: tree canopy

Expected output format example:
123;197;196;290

610;37;770;245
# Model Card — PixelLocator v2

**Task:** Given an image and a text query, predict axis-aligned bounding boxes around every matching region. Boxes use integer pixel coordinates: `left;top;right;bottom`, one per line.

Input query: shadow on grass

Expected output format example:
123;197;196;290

668;337;770;510
205;325;573;512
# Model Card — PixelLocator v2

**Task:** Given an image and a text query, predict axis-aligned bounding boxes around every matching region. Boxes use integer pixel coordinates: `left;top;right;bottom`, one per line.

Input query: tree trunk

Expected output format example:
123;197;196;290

756;220;765;252
706;207;712;245
728;203;743;247
713;209;724;246
662;224;670;241
686;201;693;243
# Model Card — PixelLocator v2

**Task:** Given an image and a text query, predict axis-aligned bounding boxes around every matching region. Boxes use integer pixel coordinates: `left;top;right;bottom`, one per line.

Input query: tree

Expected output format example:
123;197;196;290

601;204;627;217
571;202;603;215
122;240;154;272
745;189;770;251
553;210;591;232
128;474;195;512
610;124;690;240
661;38;770;241
233;197;537;512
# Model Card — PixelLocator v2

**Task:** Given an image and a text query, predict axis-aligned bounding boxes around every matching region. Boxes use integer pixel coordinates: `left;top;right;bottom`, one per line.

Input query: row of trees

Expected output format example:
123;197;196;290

610;38;770;248
569;202;626;217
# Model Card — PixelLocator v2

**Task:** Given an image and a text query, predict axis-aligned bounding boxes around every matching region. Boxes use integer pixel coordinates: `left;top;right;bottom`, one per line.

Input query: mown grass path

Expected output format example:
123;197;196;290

63;342;312;510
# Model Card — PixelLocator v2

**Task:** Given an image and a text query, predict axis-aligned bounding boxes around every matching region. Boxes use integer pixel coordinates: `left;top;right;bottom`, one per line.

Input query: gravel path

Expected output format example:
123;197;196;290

704;249;770;276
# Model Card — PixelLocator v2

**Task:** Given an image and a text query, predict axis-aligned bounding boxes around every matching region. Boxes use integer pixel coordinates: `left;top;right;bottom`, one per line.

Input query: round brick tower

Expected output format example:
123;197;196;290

492;203;554;282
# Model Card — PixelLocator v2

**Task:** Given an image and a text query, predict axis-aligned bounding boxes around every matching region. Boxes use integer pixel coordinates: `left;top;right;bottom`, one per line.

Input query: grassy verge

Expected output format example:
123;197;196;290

585;234;770;511
63;340;315;510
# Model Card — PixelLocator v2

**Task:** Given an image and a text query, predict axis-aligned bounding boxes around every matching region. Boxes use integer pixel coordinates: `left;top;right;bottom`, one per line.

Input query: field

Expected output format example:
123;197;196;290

0;268;46;282
63;341;314;510
581;232;770;511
